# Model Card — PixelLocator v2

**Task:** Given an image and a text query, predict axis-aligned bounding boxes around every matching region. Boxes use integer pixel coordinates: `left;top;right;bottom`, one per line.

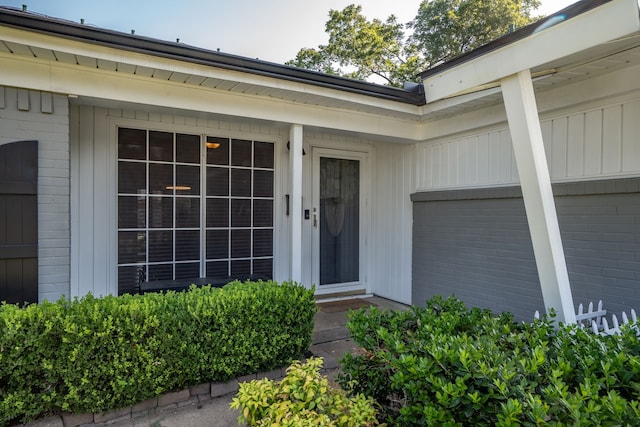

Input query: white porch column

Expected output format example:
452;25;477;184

501;70;576;324
289;124;304;283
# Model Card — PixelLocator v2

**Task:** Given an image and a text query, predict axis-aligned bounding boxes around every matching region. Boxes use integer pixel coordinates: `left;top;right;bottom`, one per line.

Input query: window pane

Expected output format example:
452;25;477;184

149;230;173;262
231;229;250;258
206;260;228;277
176;197;200;228
207;229;229;259
231;169;251;197
206;198;229;228
253;199;273;227
175;165;200;195
207;167;229;196
253;170;273;197
176;230;200;261
149;131;173;162
206;137;229;165
176;133;200;164
119;196;145;228
118;128;146;160
118;265;145;295
231;259;251;276
231;139;252;166
252;259;273;279
149;163;173;195
148;264;173;281
149;197;173;228
175;263;199;279
231;199;251;227
254;141;274;169
118;231;146;264
118;162;146;194
253;229;273;257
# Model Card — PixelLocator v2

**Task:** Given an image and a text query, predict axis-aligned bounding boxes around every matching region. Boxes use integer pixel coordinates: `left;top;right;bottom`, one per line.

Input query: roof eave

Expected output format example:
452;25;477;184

420;0;640;103
0;6;425;106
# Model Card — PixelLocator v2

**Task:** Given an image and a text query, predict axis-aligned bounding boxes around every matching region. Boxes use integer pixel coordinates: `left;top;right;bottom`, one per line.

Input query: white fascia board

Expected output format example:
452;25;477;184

0;25;420;117
0;52;422;140
422;0;640;102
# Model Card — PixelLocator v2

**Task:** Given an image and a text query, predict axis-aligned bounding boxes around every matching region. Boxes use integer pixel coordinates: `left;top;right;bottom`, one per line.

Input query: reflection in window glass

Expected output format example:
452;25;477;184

149;131;173;162
231;139;252;167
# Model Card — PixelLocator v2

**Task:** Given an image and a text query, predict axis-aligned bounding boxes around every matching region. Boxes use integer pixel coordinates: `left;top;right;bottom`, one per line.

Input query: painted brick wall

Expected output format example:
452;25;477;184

412;179;640;322
0;86;70;302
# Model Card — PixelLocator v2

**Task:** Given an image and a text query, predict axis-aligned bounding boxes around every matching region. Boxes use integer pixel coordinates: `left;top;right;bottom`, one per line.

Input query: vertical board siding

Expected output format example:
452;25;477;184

371;142;413;304
600;105;622;175
416;98;640;191
622;100;640;172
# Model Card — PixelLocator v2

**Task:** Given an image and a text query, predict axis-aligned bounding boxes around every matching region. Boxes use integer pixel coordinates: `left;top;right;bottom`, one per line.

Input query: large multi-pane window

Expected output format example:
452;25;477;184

117;127;274;294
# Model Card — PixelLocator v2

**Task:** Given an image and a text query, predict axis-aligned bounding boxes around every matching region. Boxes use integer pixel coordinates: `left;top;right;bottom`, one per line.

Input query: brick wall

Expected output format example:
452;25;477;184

411;178;640;321
0;86;70;302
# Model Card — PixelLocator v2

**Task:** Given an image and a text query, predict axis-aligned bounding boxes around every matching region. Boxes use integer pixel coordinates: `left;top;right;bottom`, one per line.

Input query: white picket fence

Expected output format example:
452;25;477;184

534;300;638;336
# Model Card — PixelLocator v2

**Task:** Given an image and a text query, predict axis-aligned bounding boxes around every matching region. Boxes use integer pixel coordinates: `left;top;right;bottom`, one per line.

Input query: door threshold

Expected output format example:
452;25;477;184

315;289;371;303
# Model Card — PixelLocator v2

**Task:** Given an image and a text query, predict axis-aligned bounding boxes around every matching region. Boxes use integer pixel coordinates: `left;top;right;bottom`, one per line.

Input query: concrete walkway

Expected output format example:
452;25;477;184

82;296;407;427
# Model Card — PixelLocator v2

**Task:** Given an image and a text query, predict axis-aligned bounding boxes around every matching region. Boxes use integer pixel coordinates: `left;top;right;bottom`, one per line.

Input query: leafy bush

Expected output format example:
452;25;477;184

339;296;640;426
231;357;380;426
0;281;316;426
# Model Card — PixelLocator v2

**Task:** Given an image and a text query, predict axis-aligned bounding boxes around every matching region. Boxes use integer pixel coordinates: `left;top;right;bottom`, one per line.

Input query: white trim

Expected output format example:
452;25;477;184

289;124;303;284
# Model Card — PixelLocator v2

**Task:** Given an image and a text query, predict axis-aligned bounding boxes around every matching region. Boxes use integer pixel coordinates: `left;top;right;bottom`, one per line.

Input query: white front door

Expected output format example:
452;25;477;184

311;148;367;295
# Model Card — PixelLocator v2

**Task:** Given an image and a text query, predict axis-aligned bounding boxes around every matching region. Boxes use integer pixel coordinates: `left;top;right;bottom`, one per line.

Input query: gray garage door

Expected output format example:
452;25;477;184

412;179;640;321
0;140;38;305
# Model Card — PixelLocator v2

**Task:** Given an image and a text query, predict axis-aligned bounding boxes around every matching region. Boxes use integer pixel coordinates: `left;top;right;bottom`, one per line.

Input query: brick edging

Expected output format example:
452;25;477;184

21;367;287;427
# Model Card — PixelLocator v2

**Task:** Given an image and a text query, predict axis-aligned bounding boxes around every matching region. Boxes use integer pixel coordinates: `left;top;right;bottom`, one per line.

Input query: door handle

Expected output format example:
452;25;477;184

313;208;317;228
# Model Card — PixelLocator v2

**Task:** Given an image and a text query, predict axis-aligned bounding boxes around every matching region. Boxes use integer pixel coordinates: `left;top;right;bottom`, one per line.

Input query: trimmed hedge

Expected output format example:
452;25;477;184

339;296;640;426
0;281;316;425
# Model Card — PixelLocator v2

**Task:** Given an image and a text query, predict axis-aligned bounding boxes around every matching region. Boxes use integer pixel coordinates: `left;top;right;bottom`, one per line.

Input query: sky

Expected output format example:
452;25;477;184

2;0;577;64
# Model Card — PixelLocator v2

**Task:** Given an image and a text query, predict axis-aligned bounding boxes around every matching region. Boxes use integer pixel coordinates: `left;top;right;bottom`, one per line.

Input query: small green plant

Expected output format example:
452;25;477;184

231;357;380;426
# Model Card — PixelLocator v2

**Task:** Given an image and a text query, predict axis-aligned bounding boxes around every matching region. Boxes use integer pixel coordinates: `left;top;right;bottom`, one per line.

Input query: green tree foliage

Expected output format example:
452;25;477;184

287;0;541;87
411;0;541;68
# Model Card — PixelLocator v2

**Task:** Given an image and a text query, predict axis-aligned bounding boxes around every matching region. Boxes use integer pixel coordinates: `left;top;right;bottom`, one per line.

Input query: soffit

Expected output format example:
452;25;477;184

420;32;640;123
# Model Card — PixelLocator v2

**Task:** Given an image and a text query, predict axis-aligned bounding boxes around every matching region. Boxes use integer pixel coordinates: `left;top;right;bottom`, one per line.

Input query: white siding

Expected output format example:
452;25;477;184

370;142;413;304
0;86;70;302
416;96;640;191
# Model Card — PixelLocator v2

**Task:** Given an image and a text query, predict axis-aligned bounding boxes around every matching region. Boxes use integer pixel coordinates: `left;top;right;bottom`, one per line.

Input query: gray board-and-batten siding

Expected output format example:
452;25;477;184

411;178;640;322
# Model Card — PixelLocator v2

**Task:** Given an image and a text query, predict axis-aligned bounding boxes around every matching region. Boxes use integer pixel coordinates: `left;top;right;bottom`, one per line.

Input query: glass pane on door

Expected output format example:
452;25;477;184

319;157;359;285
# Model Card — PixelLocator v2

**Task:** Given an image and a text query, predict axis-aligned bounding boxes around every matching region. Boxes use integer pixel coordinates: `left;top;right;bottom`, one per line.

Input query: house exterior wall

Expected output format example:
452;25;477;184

0;86;70;302
70;103;413;303
412;66;640;318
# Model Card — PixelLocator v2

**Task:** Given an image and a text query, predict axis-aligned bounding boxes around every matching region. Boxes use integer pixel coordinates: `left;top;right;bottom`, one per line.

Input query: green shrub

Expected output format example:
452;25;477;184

339;296;640;426
231;357;380;426
0;281;316;426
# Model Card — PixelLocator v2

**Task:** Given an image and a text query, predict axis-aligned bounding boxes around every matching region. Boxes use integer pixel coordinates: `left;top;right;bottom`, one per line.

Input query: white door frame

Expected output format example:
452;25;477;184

311;146;370;295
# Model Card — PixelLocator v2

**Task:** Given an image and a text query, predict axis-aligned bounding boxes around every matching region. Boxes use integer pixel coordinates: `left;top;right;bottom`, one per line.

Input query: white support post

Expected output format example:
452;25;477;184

289;124;304;284
501;70;576;324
